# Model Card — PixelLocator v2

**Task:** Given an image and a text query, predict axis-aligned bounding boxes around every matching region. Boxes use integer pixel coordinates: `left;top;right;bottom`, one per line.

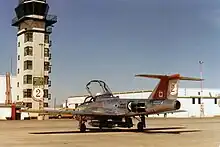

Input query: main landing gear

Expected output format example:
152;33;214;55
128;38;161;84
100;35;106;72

78;115;147;133
137;115;146;132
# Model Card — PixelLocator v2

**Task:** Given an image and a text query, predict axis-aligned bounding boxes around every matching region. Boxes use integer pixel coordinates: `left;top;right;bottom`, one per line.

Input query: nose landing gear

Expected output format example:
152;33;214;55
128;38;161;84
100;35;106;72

79;116;87;132
80;122;86;132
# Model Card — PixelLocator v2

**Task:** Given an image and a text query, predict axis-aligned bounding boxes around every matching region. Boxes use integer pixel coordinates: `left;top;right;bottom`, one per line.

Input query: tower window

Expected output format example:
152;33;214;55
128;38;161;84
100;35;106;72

23;75;32;84
17;95;19;101
44;48;49;57
48;94;51;100
44;62;50;71
44;76;49;85
24;46;33;56
17;82;19;87
17;68;19;74
43;89;48;98
18;55;20;60
33;77;44;86
18;42;20;47
23;89;32;98
44;34;49;43
24;32;33;42
24;60;32;70
44;103;49;107
24;103;32;108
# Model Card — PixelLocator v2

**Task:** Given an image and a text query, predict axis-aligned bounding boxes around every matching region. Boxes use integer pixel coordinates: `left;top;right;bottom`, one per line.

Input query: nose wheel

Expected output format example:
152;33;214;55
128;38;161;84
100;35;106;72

79;123;86;132
79;117;87;132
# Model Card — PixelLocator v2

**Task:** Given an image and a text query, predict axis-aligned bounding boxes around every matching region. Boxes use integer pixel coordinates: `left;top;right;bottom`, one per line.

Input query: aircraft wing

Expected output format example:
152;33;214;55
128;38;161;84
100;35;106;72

20;108;74;114
20;108;187;117
70;108;187;117
71;108;126;116
154;109;187;115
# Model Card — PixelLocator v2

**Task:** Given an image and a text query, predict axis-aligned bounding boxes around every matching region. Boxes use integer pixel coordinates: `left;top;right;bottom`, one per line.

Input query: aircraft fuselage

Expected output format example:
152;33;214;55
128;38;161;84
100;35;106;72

75;98;181;128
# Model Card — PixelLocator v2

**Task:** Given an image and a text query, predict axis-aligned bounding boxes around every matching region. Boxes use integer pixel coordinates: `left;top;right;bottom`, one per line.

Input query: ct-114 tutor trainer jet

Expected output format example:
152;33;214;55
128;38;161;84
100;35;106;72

21;73;203;132
69;73;203;132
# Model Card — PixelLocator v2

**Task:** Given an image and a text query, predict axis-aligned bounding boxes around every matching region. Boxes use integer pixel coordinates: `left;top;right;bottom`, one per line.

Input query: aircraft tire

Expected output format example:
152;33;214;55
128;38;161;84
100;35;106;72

80;123;86;132
127;118;133;128
137;122;144;132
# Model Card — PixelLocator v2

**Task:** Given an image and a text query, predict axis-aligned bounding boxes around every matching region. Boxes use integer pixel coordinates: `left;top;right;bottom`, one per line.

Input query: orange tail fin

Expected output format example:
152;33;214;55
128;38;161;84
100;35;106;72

135;73;203;100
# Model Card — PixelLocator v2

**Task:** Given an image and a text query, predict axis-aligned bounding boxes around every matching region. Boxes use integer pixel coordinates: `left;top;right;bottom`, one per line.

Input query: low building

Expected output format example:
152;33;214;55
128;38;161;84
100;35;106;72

0;75;29;120
0;74;17;103
65;88;220;118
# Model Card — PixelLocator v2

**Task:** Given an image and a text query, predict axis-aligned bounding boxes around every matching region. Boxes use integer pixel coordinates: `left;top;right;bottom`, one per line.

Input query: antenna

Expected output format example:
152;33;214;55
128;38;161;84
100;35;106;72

10;57;13;75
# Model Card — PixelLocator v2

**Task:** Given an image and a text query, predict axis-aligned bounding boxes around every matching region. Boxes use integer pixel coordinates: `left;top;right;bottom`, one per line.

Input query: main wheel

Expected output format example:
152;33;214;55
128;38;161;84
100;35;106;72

137;122;144;132
80;123;86;132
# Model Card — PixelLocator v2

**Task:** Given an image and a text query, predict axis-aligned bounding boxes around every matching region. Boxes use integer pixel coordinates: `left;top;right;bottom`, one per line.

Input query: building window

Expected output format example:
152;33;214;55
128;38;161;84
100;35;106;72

24;103;32;108
18;42;20;47
214;98;217;104
48;66;51;73
44;34;49;43
23;89;32;98
24;32;33;42
192;98;195;104
48;94;51;100
75;104;78;108
44;48;49;57
17;68;19;74
18;55;20;60
198;98;201;104
23;75;32;84
44;76;49;85
17;95;19;101
24;46;33;56
17;82;19;87
44;103;49;107
44;62;50;71
24;60;32;70
43;89;48;98
33;77;44;86
198;92;200;95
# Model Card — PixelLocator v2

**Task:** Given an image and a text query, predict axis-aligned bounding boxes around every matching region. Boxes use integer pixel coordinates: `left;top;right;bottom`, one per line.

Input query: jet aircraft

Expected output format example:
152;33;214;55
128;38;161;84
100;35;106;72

20;73;203;132
69;73;203;132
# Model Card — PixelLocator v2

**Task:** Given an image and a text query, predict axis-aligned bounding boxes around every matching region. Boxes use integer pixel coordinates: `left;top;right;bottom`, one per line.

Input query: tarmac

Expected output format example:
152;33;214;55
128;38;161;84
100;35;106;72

0;117;219;147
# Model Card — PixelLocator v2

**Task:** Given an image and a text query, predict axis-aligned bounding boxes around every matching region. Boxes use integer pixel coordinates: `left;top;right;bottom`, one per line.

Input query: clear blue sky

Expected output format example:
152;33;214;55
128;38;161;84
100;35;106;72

1;0;220;104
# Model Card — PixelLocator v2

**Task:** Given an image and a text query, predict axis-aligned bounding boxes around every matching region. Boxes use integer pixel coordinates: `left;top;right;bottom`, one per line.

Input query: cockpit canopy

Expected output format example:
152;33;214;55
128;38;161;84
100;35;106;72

86;80;113;97
83;80;114;104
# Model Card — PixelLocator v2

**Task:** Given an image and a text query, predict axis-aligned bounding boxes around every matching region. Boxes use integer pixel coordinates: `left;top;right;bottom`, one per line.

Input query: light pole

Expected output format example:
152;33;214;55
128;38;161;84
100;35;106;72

199;60;204;117
199;60;204;98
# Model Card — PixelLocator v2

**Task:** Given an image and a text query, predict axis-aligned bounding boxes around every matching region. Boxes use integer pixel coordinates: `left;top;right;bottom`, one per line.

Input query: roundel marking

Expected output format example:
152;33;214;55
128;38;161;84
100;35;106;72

127;101;132;111
158;91;163;98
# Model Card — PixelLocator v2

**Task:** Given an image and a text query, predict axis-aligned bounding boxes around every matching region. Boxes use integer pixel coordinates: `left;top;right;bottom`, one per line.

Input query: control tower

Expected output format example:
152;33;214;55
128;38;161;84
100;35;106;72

12;0;57;114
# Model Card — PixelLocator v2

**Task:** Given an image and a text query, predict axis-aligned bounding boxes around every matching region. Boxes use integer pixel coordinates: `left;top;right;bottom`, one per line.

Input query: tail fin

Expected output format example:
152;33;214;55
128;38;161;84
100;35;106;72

135;73;203;100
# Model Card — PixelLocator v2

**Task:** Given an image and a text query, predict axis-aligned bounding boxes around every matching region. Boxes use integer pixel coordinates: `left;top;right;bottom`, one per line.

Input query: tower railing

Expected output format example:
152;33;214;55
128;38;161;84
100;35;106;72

19;0;46;4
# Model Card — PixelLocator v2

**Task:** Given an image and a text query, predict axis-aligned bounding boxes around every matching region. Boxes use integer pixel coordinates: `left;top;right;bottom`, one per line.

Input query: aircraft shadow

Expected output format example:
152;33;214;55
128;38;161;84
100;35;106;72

29;126;201;135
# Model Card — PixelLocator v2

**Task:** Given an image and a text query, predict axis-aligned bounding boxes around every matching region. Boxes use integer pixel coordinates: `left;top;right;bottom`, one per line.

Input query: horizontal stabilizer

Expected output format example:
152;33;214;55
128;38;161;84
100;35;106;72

135;74;204;81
